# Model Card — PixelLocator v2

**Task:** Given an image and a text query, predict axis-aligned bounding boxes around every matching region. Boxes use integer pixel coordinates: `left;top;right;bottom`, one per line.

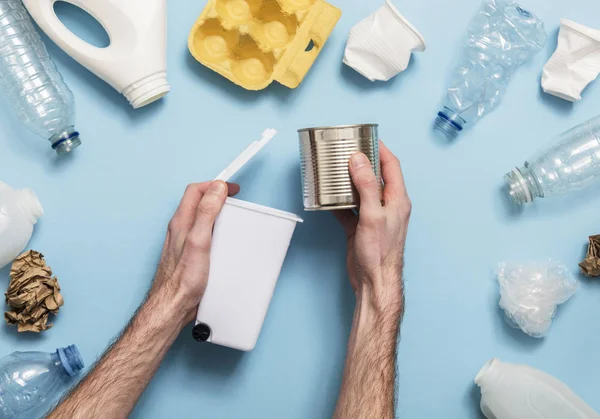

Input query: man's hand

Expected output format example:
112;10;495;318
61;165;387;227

150;181;240;325
333;141;411;419
335;141;410;321
47;181;238;419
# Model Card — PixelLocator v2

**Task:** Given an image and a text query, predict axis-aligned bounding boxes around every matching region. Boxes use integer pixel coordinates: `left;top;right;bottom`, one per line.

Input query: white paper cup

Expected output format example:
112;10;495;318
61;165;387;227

193;197;302;351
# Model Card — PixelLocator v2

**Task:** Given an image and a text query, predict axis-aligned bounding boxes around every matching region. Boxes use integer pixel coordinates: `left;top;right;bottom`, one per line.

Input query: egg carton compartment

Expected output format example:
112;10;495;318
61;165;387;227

190;19;276;89
189;0;341;90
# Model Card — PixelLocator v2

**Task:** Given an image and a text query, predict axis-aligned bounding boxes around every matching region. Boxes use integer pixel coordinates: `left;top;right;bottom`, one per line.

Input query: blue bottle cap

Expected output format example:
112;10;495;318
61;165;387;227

57;345;85;377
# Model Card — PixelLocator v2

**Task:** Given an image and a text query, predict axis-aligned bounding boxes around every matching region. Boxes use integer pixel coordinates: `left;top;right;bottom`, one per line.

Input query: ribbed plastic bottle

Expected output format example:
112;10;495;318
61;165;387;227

0;0;80;154
0;345;84;418
476;358;600;419
506;115;600;204
434;0;547;139
0;181;43;269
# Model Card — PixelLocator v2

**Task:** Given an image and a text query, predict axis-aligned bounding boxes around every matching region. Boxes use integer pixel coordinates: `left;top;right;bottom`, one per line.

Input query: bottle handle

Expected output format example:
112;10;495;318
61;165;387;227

23;0;104;62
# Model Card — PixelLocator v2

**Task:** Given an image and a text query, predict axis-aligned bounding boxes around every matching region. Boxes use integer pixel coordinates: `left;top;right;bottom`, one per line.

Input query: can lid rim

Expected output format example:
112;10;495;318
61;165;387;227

298;124;378;132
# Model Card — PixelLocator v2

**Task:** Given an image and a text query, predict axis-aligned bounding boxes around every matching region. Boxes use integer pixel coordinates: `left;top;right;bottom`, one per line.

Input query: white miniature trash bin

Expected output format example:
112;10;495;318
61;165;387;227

193;130;303;351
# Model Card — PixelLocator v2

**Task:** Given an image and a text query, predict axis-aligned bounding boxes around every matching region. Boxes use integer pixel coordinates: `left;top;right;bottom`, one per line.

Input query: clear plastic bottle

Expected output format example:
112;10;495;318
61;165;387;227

0;180;43;269
506;115;600;204
0;0;80;154
0;345;84;418
434;0;547;139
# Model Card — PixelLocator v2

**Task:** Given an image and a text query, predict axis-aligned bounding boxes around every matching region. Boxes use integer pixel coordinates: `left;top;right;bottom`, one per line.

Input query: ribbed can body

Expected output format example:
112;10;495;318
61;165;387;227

298;124;381;210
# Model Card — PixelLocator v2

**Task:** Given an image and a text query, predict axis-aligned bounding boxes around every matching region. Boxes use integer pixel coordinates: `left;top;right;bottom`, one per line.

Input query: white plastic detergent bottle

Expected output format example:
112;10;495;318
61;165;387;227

23;0;170;109
476;358;600;419
0;182;44;269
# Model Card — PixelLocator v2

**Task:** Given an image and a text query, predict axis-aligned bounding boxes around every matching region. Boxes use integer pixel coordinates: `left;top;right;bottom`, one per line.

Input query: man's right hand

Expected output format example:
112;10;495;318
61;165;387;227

334;140;411;322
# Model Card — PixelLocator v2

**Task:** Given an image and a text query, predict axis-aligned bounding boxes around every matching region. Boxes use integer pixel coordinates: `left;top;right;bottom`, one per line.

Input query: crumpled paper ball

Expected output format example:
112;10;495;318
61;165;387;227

580;235;600;277
4;250;64;332
498;260;578;338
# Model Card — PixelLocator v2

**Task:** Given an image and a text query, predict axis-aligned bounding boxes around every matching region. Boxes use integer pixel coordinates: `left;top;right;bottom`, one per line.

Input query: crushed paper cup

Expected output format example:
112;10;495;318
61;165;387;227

542;19;600;102
343;0;426;82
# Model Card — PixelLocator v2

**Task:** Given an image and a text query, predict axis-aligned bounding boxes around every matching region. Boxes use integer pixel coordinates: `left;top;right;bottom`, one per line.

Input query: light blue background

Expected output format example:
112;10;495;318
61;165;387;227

1;0;600;417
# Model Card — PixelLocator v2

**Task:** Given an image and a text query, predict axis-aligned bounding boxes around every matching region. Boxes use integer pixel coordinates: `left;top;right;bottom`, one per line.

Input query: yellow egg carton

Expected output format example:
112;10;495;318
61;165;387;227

188;0;342;90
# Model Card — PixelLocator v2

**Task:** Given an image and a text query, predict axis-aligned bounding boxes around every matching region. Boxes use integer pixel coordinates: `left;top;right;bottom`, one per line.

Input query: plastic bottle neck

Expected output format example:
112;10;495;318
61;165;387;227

435;106;466;139
122;72;170;109
475;358;500;388
17;189;44;224
52;345;84;379
505;165;543;204
49;126;81;155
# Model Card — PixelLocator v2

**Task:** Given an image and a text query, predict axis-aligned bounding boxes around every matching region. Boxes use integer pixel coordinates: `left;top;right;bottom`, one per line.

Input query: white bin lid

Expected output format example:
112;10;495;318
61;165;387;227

215;129;277;182
225;197;303;223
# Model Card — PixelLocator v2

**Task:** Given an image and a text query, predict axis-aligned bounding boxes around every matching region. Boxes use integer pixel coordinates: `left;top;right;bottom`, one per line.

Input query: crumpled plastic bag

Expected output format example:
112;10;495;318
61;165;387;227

580;235;600;277
498;260;578;338
4;250;63;332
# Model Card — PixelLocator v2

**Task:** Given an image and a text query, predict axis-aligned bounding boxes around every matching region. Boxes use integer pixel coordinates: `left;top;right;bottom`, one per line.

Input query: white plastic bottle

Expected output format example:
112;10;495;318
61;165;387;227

23;0;170;109
476;358;600;419
0;182;44;269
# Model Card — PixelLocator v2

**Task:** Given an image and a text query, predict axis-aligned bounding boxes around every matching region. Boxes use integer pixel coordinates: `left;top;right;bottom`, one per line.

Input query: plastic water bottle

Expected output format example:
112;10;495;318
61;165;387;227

0;180;43;269
0;0;80;154
476;358;600;419
505;115;600;204
434;0;547;139
0;345;84;418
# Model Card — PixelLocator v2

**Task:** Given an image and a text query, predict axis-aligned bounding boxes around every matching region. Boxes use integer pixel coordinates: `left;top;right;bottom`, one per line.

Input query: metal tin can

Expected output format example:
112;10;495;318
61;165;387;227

298;124;381;211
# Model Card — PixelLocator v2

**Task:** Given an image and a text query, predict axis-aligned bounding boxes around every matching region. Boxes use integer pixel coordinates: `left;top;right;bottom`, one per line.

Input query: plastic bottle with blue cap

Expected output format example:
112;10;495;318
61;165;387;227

0;0;80;154
434;0;547;139
0;345;85;418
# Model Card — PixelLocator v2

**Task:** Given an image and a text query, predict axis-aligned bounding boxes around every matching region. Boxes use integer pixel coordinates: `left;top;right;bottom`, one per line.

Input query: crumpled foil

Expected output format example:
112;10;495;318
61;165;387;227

4;250;64;332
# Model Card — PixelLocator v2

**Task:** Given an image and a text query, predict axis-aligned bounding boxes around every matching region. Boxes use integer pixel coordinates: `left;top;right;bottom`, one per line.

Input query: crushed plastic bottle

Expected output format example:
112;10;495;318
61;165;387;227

506;115;600;204
0;346;84;418
435;0;547;139
0;0;80;154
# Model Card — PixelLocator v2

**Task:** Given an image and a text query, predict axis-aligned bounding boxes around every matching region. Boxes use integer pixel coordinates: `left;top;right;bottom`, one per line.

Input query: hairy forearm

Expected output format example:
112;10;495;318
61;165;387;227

48;287;188;419
334;284;403;419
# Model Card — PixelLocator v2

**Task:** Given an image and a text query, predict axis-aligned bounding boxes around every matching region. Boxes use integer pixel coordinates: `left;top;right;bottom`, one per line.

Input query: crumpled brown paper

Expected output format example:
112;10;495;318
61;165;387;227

4;250;64;332
580;235;600;277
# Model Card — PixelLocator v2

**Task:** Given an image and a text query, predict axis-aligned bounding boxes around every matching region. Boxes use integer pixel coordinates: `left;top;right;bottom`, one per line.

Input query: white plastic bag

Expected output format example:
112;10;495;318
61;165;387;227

497;260;578;338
